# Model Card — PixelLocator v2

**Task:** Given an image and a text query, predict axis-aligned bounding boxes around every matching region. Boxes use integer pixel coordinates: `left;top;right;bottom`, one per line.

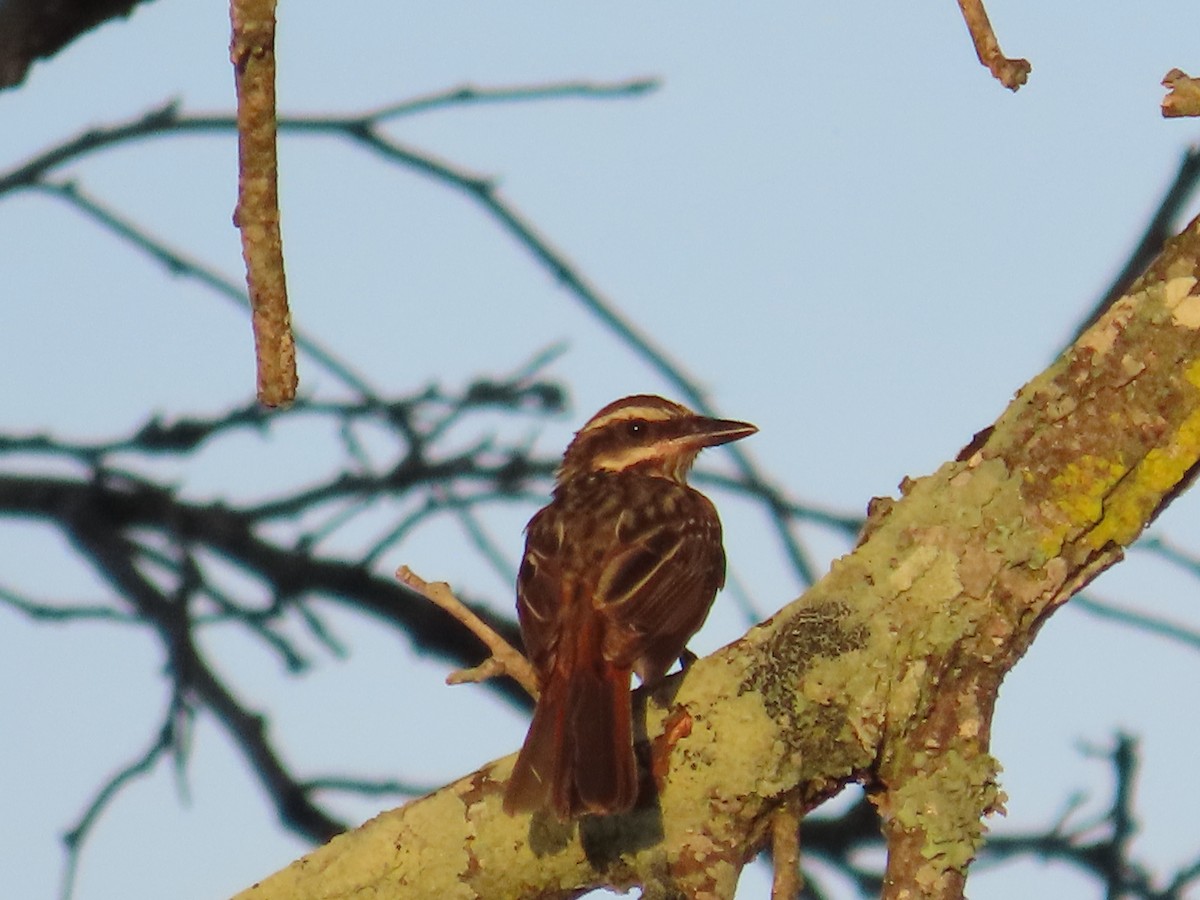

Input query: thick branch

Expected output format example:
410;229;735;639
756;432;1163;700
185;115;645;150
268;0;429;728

1;473;531;710
66;514;345;842
232;215;1200;896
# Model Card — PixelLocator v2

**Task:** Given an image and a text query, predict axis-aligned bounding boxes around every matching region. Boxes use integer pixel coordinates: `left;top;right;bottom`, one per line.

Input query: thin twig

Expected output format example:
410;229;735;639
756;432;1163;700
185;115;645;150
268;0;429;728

230;0;296;406
302;775;431;797
771;795;804;900
694;470;864;536
1164;851;1200;897
34;180;377;399
1107;734;1138;899
396;565;537;697
1137;533;1200;572
68;513;348;845
440;487;518;586
956;0;1031;90
294;599;349;659
341;128;823;587
0;76;662;195
4;93;823;589
0;584;137;623
1073;593;1200;652
369;77;659;121
59;720;175;900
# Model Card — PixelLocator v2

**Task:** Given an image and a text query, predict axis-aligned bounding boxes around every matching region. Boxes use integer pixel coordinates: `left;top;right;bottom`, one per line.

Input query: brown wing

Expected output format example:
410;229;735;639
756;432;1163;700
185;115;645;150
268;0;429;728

592;492;725;684
515;504;567;677
517;477;726;686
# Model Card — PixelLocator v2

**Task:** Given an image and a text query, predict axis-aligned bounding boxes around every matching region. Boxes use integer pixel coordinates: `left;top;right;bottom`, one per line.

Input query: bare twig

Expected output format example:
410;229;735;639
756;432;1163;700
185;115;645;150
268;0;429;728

0;584;137;623
3;379;564;888
1162;69;1200;118
1164;852;1200;898
58;717;175;900
956;0;1031;90
5;72;1200;900
230;0;296;406
1;89;822;589
977;735;1199;899
771;795;804;900
695;470;864;536
1105;734;1138;899
397;566;538;697
70;515;347;844
1073;593;1200;652
369;77;659;121
301;775;432;798
438;486;519;585
34;180;379;399
0;78;661;195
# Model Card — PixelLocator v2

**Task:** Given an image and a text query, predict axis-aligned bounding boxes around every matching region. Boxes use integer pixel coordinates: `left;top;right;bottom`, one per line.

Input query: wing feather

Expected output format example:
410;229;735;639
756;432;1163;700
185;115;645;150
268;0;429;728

517;475;726;687
516;505;567;672
593;513;724;675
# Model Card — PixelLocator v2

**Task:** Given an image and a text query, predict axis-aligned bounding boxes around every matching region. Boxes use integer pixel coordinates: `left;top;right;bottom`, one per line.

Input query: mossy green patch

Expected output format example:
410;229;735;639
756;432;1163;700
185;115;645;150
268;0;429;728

890;749;1002;873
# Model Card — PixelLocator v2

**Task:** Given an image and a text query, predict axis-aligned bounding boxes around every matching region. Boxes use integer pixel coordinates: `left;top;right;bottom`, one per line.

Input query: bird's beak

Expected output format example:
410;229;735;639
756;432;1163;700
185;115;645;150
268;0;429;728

680;416;758;449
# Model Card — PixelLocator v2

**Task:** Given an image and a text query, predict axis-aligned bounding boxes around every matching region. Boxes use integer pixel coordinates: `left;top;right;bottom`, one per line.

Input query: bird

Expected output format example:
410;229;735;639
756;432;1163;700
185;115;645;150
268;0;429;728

502;394;757;820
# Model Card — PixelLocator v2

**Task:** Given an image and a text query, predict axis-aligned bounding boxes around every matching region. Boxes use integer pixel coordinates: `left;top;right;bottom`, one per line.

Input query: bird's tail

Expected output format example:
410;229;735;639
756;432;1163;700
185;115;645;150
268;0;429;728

503;659;636;820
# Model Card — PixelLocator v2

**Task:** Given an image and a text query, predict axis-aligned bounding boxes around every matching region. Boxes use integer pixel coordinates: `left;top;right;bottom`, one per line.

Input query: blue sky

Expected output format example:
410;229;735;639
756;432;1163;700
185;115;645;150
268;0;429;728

2;3;1200;899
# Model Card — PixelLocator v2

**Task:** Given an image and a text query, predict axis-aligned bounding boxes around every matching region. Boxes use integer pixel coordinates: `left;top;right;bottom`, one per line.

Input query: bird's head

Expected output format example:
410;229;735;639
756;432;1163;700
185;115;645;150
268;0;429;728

557;394;757;485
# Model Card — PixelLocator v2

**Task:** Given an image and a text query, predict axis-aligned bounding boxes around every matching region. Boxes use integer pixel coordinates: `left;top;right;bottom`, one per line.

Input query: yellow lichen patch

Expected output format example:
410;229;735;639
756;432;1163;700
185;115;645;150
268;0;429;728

1065;358;1200;551
1171;296;1200;328
1084;404;1200;550
1040;455;1128;555
1187;357;1200;391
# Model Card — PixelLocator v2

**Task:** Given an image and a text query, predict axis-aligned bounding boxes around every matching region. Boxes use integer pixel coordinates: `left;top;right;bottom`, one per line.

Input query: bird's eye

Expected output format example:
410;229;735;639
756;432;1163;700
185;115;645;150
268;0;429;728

626;421;644;438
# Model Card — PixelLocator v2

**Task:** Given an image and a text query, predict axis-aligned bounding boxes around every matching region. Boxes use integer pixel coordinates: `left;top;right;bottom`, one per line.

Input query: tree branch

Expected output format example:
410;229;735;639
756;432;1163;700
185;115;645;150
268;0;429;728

955;0;1031;90
0;89;821;590
231;204;1200;898
230;0;296;406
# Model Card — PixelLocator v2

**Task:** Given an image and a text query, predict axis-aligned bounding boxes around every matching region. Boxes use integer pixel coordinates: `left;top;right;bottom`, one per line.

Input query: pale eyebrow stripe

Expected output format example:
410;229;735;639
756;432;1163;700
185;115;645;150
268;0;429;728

583;405;677;431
